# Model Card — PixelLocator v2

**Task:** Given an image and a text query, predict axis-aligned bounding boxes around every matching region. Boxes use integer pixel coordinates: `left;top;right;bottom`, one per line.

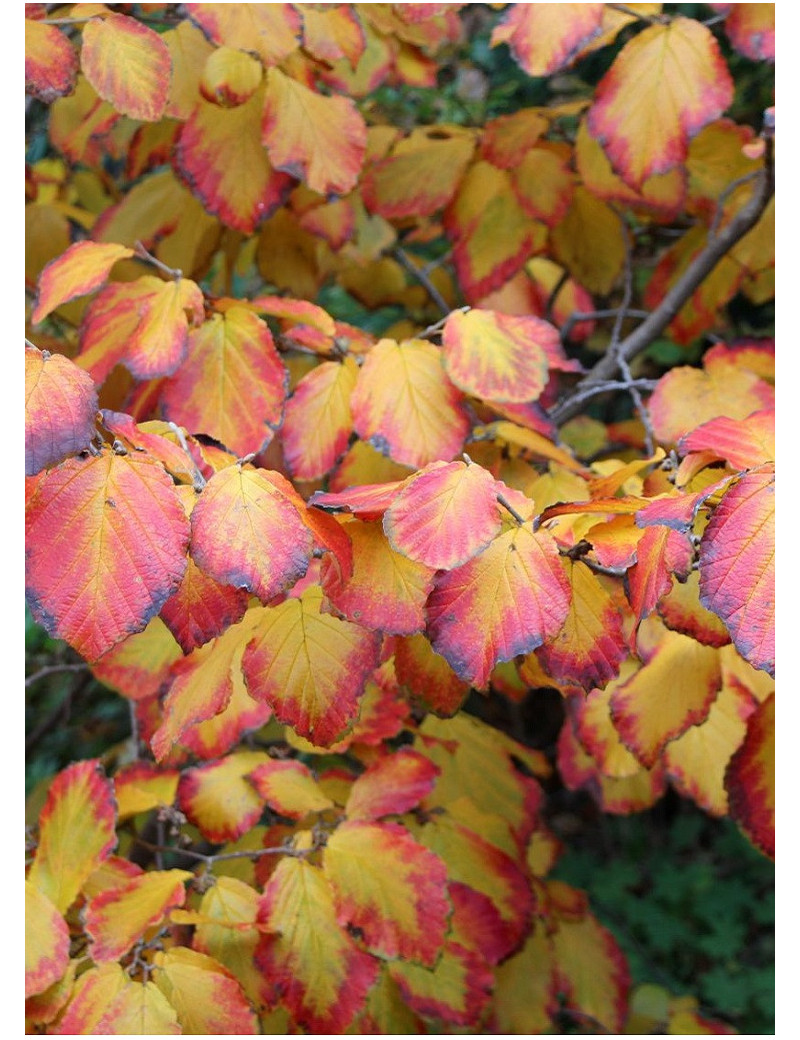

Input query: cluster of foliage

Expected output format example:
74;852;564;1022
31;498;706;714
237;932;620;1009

25;2;774;1034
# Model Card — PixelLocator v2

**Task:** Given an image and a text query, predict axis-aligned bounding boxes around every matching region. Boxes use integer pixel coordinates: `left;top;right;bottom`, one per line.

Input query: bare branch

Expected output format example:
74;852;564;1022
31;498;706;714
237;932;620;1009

392;246;451;317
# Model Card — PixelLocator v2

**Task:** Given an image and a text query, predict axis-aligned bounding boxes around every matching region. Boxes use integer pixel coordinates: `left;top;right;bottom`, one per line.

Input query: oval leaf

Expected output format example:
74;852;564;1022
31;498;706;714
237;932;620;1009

81;13;171;122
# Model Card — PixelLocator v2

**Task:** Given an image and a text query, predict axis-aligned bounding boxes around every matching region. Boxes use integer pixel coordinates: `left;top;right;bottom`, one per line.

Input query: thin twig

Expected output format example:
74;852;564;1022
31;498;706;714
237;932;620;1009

25;662;89;688
167;422;206;491
606;3;662;23
134;241;183;280
560;307;649;345
497;493;525;525
418;306;469;340
391;246;451;317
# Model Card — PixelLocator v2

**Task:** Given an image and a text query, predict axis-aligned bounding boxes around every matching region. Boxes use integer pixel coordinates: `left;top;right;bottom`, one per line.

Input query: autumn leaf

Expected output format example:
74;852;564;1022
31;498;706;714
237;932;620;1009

725;691;774;858
177;750;270;843
151;948;258;1034
388;940;494;1026
185;3;302;66
344;747;439;820
90;617;183;702
713;2;775;61
81;13;171;122
282;358;358;480
25;881;70;999
395;632;471;716
113;761;180;821
587;17;734;189
94;980;182;1035
678;408;775;470
262;68;367;196
248;759;335;820
116;275;206;379
491;4;604;76
31;240;134;325
492;925;558;1033
26;450;190;660
25;19;78;103
200;45;263;107
25;347;98;476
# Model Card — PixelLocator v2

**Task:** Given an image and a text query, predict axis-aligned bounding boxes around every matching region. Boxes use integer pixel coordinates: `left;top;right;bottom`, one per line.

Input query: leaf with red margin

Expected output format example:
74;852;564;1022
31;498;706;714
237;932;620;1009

513;147;575;226
49;963;129;1036
441;308;553;404
25;347;98;477
175;89;293;233
25;882;69;999
26;450;190;661
610;625;723;768
243;585;382;746
177;750;270;842
25;959;76;1029
656;570;731;647
31;241;133;325
326;658;411;750
282;358;358;480
262;68;366;196
361;126;476;219
699;467;775;675
250;294;337;337
151;948;258;1034
81;13;171;122
491;4;603;76
256;857;379;1033
310;478;408;521
569;668;644;780
480;108;549;169
678;408;775;470
160;307;288;457
94;980;181;1034
91;617;182;702
712;3;775;61
351;338;469;468
352;969;426;1034
324;820;449;965
395;632;471;716
186;3;301;66
75;280;150;384
189;465;312;602
627;525;694;622
200;45;263;107
426;525;571;690
248;759;334;819
587;17;734;189
345;747;439;821
725;691;774;858
100;414;203;488
25;19;78;103
28;759;117;914
537;559;628;691
664;677;757;817
447;881;516;966
302;4;365;68
113;761;180;821
85;869;193;963
387;941;493;1026
321;518;435;635
150;621;249;762
491;923;558;1032
114;275;206;379
179;670;271;762
552;905;631;1034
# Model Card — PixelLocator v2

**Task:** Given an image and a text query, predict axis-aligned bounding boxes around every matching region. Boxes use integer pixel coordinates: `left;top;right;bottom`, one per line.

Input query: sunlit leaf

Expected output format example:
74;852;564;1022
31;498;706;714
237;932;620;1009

25;347;98;476
81;13;171;122
25;881;69;999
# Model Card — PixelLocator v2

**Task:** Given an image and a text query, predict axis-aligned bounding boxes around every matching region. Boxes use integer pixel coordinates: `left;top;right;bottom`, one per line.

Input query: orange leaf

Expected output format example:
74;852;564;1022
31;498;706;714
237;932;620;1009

256;858;379;1033
282;358;358;480
81;13;171;122
513;147;575;226
243;585;382;746
262;68;367;195
587;18;734;189
160;307;288;456
442;307;554;404
714;2;774;61
627;525;694;621
351;338;468;468
383;459;502;571
90;617;182;702
85;869;193;962
28;759;117;914
678;407;775;470
94;979;182;1034
189;465;312;603
25;19;78;102
387;941;493;1027
426;525;571;689
345;747;439;820
151;948;258;1034
117;275;206;379
26;450;190;660
491;4;604;76
200;45;263;107
177;750;270;842
159;547;250;655
725;692;774;858
699;467;775;675
186;3;302;66
324;820;450;965
25;347;98;476
248;759;335;819
31;240;133;325
50;964;131;1035
395;632;470;716
25;881;69;999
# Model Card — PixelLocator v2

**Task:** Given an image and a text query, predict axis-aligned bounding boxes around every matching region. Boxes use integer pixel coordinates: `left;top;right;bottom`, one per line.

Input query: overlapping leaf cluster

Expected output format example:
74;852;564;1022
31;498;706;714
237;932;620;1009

26;3;774;1034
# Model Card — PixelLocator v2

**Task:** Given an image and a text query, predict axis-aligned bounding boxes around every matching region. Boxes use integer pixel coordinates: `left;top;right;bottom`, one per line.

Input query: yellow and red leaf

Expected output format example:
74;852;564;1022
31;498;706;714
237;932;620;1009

177;750;270;842
25;881;69;999
81;13;171;122
185;3;302;67
725;691;774;858
94;979;182;1034
387;940;493;1026
32;240;133;325
151;947;258;1034
491;4;604;76
25;347;98;477
248;759;335;820
26;19;78;103
282;358;358;480
395;632;471;716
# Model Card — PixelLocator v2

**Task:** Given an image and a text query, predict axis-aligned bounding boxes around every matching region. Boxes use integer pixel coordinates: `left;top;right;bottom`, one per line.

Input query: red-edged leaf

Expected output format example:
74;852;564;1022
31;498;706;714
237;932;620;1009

116;275;205;379
243;585;382;746
248;759;334;819
25;347;98;476
178;669;271;762
160;550;250;654
345;748;439;821
441;307;554;404
262;68;366;195
491;4;604;75
200;45;263;107
189;465;312;603
160;307;288;456
324;820;450;965
113;761;180;821
395;632;471;716
81;13;171;122
699;467;775;675
513;147;576;226
25;881;69;999
32;241;133;325
151;948;258;1034
426;525;571;689
28;760;116;915
25;19;78;102
85;869;193;963
177;750;269;842
321;518;435;635
310;479;407;521
256;858;379;1033
713;2;775;61
725;691;774;858
491;923;558;1032
627;525;694;621
26;450;190;661
90;617;182;702
282;358;358;480
186;3;302;66
678;408;775;470
587;18;734;189
388;940;494;1026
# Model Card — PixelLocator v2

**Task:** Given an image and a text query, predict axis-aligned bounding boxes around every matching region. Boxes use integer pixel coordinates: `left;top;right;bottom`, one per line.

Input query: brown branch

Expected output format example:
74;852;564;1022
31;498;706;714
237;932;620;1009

549;144;774;426
392;246;451;317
